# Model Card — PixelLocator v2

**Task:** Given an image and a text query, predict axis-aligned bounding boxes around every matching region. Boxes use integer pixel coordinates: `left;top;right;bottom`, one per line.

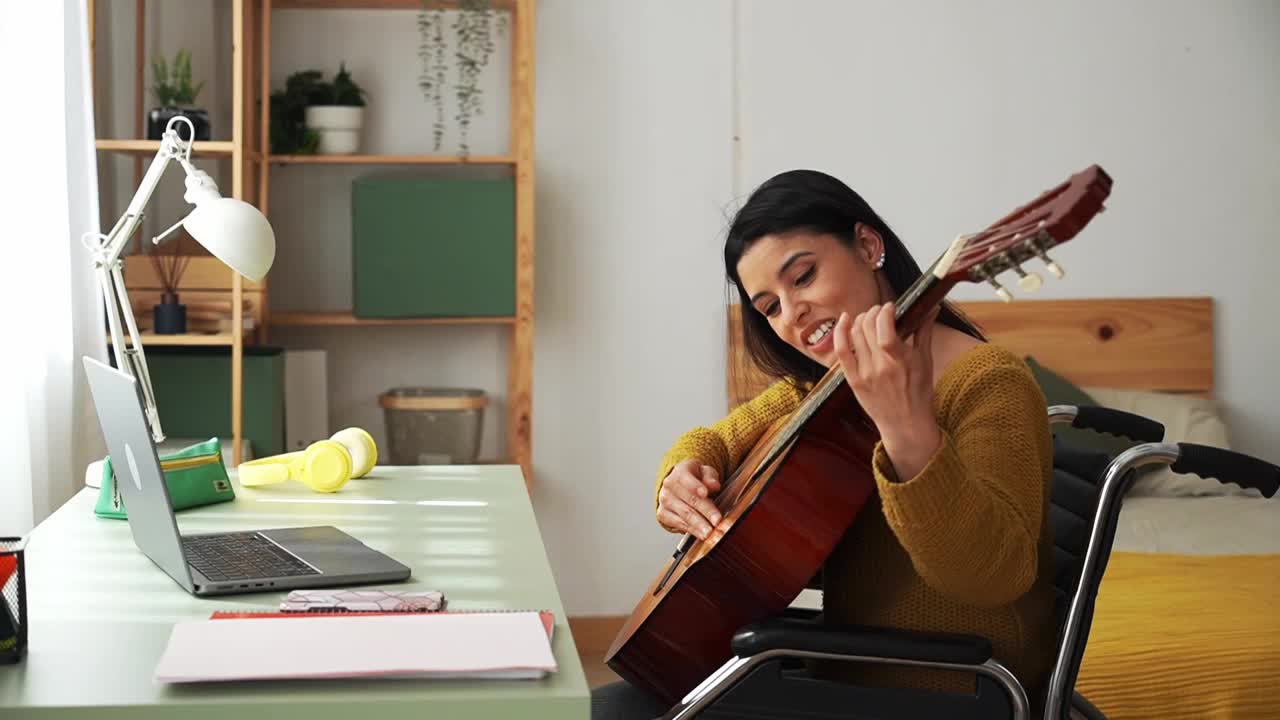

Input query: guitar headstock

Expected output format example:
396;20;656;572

932;164;1112;301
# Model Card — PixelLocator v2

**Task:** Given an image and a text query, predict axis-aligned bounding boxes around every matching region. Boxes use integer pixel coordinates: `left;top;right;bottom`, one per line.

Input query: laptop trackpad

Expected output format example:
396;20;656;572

259;526;407;576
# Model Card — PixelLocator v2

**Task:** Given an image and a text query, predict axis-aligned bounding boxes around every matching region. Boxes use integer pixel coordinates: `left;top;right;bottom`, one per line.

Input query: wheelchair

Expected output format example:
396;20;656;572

658;405;1280;719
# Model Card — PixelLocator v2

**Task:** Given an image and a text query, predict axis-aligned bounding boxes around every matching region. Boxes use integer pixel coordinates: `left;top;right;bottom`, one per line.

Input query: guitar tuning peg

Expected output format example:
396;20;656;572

1013;265;1043;292
987;278;1013;303
1035;249;1065;279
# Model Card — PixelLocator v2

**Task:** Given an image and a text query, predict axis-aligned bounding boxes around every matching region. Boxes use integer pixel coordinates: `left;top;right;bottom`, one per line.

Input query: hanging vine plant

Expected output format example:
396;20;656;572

417;6;447;151
417;0;507;157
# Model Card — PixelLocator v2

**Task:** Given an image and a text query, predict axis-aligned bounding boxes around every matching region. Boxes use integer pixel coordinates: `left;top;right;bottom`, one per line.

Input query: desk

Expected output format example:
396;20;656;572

0;465;589;719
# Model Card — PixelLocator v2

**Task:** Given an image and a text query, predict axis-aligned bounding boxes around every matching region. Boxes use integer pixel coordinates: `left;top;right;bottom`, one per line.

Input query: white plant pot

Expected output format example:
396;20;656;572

305;105;364;155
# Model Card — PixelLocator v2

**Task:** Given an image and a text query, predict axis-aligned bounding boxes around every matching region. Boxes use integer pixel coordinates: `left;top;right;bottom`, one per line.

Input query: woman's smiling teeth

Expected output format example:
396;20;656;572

807;319;835;346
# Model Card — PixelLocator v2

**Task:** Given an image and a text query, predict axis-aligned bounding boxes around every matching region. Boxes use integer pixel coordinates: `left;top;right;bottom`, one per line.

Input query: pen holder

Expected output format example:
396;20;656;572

0;538;27;664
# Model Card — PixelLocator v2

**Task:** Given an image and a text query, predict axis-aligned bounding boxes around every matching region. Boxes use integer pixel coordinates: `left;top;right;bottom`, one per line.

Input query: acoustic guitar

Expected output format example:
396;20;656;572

605;164;1113;705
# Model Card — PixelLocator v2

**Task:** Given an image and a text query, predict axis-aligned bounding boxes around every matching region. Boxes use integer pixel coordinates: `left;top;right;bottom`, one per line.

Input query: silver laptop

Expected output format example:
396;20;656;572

82;355;411;596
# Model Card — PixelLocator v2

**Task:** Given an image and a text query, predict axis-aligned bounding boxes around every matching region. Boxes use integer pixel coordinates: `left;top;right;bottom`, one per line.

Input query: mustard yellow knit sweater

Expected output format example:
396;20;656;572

654;343;1056;696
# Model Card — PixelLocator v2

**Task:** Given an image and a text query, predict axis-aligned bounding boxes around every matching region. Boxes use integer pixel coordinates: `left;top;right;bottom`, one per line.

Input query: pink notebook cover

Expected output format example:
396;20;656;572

154;611;558;683
209;608;555;639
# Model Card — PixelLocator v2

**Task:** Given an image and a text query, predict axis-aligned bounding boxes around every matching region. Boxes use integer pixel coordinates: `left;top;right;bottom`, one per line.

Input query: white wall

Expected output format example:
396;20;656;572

94;1;1280;618
532;0;736;618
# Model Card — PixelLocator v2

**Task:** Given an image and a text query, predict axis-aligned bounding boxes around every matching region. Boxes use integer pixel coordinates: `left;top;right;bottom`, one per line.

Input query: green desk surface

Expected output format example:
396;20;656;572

0;465;589;719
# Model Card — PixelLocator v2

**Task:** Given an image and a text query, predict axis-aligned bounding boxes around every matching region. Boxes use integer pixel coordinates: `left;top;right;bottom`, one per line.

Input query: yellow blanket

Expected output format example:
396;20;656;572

1076;551;1280;719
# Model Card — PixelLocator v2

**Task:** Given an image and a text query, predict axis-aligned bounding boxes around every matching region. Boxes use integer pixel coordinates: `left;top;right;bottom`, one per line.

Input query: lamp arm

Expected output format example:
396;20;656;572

101;130;192;266
110;262;165;440
87;125;196;443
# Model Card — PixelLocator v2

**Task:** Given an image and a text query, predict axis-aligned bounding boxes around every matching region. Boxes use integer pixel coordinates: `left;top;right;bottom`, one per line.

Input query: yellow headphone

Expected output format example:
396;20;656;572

237;428;377;493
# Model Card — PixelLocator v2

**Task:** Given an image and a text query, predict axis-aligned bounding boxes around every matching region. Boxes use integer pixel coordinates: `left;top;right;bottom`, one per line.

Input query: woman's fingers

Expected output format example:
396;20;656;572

874;302;900;355
677;472;722;530
833;312;856;379
658;468;722;539
660;498;713;539
699;465;722;494
656;505;692;535
849;310;873;382
656;483;701;534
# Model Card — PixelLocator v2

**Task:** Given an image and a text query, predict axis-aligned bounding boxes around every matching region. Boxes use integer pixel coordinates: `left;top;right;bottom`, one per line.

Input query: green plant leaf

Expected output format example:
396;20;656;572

152;49;202;107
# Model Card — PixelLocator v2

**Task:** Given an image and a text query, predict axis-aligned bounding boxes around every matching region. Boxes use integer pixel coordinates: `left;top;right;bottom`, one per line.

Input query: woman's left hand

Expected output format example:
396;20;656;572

833;302;943;481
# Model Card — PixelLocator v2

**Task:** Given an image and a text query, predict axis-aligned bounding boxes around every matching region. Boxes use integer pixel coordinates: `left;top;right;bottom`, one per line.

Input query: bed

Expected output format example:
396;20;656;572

727;296;1280;720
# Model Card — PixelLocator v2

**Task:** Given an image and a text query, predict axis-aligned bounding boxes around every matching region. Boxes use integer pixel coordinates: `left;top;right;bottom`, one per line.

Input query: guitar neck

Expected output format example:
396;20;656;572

893;252;961;339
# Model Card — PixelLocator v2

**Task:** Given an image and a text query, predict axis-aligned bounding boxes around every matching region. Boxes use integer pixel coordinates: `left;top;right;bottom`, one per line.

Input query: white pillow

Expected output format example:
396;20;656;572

1082;387;1251;497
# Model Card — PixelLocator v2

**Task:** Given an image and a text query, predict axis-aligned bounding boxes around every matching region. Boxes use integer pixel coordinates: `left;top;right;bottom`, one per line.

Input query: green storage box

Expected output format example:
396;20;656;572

352;172;515;318
136;347;285;459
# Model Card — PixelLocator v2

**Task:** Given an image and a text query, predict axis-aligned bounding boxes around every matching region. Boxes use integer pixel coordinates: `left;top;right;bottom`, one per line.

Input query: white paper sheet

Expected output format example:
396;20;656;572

154;611;557;683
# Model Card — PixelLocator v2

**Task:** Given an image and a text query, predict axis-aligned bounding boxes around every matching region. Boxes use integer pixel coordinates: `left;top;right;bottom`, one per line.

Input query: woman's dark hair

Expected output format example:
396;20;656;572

725;169;985;387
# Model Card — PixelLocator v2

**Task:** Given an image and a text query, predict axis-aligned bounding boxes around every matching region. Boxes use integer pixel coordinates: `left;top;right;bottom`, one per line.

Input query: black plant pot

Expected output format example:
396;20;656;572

146;107;211;142
153;292;187;335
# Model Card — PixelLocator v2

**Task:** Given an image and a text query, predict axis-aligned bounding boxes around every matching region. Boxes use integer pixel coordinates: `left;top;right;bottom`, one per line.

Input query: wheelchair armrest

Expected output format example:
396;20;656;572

731;617;993;666
1050;404;1164;444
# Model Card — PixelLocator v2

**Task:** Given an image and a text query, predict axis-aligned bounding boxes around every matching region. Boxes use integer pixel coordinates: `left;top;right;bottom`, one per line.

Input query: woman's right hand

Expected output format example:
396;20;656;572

656;459;723;539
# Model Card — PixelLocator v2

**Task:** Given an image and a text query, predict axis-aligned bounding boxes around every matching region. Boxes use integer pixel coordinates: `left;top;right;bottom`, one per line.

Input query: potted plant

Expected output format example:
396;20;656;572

147;49;209;142
150;248;190;334
270;70;325;155
304;63;369;155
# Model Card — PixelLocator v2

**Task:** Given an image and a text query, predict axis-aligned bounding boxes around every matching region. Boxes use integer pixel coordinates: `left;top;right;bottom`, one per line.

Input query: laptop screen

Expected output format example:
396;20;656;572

81;356;194;593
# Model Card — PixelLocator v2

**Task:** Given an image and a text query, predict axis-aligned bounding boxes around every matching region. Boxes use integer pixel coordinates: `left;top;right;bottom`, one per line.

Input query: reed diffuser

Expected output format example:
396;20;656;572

150;246;191;334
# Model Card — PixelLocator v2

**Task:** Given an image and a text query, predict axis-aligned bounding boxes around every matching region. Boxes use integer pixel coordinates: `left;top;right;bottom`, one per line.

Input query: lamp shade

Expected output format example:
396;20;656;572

183;197;276;281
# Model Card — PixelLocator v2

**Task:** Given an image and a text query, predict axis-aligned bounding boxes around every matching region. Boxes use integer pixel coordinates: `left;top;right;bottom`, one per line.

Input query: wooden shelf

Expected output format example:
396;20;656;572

271;312;516;327
96;139;236;157
274;0;516;9
269;154;515;166
107;333;236;346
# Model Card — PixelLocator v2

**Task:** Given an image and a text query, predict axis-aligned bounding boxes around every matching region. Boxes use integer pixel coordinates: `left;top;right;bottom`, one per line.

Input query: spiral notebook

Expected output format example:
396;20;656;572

154;610;557;683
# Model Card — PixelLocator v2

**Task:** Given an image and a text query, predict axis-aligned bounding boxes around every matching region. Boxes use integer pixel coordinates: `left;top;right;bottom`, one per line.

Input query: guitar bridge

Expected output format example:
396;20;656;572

654;534;693;594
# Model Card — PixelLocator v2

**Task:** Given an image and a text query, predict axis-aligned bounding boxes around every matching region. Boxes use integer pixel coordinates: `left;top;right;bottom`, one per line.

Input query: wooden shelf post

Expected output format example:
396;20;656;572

510;0;535;487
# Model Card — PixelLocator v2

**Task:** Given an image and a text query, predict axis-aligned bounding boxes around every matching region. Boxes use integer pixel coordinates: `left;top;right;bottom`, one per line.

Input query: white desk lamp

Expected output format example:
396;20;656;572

83;117;275;444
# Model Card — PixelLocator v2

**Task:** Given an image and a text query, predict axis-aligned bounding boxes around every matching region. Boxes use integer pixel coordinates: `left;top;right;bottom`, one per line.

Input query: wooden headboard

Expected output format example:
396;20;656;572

727;297;1214;409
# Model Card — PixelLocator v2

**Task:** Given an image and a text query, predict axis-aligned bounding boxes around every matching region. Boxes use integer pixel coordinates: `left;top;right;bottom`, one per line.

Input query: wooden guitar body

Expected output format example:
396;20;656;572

606;382;877;704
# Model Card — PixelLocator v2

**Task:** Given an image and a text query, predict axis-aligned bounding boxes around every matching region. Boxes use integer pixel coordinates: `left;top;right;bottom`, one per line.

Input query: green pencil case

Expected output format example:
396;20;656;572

95;437;235;520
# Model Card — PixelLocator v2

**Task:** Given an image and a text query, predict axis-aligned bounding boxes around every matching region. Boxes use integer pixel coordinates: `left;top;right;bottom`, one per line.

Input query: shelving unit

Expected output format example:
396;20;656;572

268;154;516;165
271;312;517;327
255;0;535;484
107;333;238;346
89;0;535;485
94;139;237;156
89;0;255;464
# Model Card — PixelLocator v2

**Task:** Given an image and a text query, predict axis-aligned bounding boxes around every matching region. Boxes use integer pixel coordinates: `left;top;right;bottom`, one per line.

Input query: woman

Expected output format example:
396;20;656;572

592;169;1056;719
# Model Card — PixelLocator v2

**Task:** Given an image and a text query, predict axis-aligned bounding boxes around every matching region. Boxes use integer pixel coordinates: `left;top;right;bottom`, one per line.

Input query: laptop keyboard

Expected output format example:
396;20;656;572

182;532;321;582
